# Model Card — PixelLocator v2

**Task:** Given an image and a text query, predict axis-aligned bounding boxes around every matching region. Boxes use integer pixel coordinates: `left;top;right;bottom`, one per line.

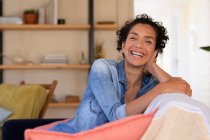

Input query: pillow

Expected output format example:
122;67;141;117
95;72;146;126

25;110;156;140
0;84;47;119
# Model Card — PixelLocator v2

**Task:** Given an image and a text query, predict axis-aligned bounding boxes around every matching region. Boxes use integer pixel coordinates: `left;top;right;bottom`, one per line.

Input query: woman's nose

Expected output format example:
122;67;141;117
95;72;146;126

134;40;143;49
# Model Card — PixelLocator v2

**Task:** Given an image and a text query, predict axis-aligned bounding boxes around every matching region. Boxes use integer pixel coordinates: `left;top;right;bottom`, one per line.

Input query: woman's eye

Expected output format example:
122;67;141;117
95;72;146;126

130;37;136;40
145;40;152;44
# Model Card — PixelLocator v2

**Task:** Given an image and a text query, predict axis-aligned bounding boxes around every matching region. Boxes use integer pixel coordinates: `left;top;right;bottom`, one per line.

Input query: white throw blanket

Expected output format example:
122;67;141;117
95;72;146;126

141;93;210;140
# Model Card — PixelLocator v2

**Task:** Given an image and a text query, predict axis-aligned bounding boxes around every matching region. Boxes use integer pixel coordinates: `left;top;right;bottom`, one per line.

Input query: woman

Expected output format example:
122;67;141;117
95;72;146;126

49;14;192;134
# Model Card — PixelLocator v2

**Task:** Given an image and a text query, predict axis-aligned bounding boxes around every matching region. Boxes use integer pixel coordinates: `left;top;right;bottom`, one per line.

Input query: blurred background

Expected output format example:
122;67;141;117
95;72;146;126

2;0;210;118
134;0;210;107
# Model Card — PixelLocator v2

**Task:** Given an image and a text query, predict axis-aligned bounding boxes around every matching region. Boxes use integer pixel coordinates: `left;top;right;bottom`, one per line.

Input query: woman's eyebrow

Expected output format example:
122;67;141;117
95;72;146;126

129;32;138;36
145;36;155;41
129;32;155;41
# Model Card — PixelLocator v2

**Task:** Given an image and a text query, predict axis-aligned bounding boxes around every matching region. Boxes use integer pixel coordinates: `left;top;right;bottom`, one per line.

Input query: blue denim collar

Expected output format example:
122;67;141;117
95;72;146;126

117;60;155;95
117;60;127;86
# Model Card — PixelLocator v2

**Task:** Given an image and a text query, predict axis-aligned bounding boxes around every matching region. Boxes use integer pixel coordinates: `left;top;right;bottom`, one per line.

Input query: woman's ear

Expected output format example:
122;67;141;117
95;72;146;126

121;43;125;52
121;43;125;57
155;50;159;58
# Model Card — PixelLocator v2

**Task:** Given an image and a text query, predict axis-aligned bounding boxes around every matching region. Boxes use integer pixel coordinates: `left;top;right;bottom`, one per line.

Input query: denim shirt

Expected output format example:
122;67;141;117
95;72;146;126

49;58;159;134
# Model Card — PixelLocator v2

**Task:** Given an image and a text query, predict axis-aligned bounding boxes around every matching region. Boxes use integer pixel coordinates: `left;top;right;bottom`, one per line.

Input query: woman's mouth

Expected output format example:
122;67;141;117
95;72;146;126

130;50;144;57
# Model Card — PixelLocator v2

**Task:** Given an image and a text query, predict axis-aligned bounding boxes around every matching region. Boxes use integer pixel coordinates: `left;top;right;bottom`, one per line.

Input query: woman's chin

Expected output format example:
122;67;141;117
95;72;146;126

126;60;145;68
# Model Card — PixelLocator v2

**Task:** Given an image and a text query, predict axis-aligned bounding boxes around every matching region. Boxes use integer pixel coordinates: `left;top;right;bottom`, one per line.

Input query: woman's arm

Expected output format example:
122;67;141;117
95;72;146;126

126;77;192;116
144;52;171;82
146;62;171;82
144;52;192;96
126;53;192;116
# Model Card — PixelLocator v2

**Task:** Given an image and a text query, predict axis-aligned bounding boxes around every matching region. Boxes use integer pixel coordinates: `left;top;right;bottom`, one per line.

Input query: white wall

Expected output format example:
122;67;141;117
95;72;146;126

134;0;210;107
187;0;210;106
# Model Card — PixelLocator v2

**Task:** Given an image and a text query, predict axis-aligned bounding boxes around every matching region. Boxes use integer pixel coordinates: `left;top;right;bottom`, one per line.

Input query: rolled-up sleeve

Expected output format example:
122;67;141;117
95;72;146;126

116;104;127;119
89;59;126;121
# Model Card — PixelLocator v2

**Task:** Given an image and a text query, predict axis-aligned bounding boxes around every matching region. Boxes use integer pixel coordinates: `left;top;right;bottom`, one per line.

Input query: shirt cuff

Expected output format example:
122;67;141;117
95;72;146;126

116;104;127;119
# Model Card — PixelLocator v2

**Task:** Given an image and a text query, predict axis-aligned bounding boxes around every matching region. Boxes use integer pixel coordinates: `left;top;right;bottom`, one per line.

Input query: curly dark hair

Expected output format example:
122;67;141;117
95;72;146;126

116;14;169;56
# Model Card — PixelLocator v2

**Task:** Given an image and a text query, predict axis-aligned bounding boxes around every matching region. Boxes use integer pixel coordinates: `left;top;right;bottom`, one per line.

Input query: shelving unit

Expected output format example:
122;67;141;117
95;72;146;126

0;0;120;117
0;0;94;81
0;24;119;30
0;1;93;113
0;64;90;70
94;23;119;30
0;24;90;30
0;0;3;82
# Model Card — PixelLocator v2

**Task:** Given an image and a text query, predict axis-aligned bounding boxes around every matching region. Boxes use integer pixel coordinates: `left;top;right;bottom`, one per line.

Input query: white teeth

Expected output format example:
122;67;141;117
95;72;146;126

131;51;144;57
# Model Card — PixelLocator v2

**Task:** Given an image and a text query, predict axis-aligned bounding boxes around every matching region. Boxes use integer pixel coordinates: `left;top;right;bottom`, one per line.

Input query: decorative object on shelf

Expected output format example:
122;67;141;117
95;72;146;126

94;41;104;59
97;21;115;24
65;95;80;103
57;19;65;24
45;0;58;24
11;56;28;64
200;46;210;51
38;7;45;24
0;17;23;24
41;53;68;64
51;94;57;103
2;54;28;65
80;51;87;64
23;9;38;24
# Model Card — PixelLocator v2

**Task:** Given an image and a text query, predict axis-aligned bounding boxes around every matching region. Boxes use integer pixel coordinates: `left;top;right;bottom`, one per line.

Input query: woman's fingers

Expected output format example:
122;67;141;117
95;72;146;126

173;79;192;96
160;77;192;96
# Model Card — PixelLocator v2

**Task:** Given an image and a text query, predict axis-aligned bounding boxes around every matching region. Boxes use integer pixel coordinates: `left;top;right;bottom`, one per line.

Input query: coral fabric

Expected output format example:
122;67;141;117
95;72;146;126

25;111;156;140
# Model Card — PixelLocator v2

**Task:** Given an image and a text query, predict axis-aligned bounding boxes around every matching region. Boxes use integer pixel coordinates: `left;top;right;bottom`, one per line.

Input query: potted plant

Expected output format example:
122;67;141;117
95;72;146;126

200;46;210;51
94;41;104;59
23;9;38;24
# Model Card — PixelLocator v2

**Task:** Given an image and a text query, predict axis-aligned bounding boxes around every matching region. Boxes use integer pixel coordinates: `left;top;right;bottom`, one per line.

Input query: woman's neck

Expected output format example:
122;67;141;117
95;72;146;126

124;61;144;88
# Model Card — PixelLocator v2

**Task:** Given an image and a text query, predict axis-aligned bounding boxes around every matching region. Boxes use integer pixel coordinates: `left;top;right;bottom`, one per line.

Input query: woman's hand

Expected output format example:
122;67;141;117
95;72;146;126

144;51;157;75
155;77;192;96
144;51;172;82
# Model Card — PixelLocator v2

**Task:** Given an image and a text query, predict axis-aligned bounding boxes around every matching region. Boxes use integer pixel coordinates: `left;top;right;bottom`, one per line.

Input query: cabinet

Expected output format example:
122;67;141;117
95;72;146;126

0;0;119;111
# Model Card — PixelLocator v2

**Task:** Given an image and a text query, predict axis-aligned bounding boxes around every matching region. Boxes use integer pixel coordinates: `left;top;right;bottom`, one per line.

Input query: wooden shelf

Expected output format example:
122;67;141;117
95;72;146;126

0;24;119;30
0;24;90;30
94;23;119;30
0;64;90;70
49;102;80;107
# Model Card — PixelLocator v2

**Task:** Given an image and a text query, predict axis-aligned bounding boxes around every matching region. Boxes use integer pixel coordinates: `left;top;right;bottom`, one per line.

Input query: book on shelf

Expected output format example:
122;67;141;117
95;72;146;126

45;0;58;24
41;53;68;64
0;17;23;24
38;7;45;24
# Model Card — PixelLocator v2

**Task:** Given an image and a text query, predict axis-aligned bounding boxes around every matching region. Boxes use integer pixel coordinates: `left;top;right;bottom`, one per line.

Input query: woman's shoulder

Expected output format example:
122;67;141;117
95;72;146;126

92;58;118;68
90;58;120;79
90;59;120;76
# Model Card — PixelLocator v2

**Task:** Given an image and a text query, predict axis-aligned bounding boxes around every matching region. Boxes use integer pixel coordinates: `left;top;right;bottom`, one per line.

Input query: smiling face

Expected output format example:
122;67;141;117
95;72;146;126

122;23;157;68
